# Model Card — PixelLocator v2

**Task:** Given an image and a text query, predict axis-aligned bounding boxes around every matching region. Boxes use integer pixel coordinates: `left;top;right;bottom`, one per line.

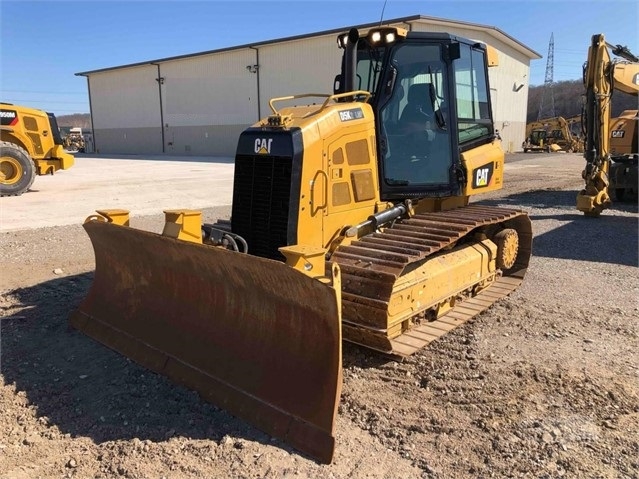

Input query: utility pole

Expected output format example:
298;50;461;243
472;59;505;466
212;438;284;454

537;33;556;121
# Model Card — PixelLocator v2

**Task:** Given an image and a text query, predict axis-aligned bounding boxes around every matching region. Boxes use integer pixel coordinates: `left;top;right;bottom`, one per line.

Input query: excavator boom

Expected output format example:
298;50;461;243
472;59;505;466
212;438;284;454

577;34;639;215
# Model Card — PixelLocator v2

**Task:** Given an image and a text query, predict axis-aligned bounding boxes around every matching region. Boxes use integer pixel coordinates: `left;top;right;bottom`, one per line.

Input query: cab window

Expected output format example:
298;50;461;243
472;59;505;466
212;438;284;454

376;43;452;187
454;44;492;145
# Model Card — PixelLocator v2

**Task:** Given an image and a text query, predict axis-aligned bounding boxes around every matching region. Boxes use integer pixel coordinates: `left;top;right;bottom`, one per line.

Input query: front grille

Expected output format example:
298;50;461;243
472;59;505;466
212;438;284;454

231;155;293;260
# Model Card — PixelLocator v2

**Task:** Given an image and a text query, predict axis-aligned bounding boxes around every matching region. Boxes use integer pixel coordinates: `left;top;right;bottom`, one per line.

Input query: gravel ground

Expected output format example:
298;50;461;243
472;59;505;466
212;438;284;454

1;152;638;478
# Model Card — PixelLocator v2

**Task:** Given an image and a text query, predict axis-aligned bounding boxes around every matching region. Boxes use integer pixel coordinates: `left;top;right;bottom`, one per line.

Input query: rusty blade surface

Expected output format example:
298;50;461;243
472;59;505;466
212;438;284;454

71;220;342;463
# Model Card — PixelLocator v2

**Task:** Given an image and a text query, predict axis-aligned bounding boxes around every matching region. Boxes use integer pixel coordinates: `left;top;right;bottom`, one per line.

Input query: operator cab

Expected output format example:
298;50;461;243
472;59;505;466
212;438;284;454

336;28;496;200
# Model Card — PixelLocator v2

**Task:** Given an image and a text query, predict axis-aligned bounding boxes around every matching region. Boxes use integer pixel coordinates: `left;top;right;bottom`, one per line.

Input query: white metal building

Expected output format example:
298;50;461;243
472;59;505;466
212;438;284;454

77;15;541;157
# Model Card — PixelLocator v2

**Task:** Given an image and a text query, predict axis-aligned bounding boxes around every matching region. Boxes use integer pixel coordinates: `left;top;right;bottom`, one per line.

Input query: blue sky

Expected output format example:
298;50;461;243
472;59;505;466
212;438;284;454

1;0;637;116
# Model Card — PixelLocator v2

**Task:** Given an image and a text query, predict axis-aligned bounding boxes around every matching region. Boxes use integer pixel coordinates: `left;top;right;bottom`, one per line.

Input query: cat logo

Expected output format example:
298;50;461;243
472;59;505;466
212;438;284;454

476;168;490;186
472;162;494;188
611;130;625;138
254;138;273;154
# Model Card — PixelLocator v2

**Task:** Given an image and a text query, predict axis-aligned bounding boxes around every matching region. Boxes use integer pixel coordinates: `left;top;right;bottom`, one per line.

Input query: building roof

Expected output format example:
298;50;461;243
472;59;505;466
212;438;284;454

76;14;541;76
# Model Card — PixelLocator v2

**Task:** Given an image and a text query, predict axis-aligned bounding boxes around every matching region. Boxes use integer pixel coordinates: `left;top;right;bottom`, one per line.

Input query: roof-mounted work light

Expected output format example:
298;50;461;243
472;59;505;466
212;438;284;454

363;27;407;45
337;27;406;49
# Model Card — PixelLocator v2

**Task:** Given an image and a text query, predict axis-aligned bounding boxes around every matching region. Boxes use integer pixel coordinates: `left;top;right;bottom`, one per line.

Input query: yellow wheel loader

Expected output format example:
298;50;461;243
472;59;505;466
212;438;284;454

577;34;639;215
1;103;75;196
71;27;532;463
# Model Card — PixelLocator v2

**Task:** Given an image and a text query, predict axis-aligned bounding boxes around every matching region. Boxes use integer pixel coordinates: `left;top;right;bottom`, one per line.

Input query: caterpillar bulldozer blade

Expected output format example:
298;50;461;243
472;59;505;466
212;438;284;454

70;218;342;464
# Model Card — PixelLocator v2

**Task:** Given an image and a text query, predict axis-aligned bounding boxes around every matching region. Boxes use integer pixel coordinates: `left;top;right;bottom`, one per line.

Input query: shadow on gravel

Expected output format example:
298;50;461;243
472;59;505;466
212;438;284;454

531;215;638;266
0;275;299;456
479;188;638;213
478;189;638;266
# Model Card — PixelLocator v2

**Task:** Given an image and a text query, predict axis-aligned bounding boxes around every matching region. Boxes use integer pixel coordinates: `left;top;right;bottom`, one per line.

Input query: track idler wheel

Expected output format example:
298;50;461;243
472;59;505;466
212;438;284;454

494;228;519;270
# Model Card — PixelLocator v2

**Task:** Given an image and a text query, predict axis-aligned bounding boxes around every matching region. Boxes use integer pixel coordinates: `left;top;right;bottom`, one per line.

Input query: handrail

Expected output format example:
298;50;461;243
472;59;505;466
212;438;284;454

268;90;372;117
310;169;329;215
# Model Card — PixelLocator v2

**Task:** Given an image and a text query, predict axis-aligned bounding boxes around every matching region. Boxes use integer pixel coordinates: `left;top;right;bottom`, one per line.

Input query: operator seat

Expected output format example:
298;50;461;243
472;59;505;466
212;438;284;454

399;83;435;127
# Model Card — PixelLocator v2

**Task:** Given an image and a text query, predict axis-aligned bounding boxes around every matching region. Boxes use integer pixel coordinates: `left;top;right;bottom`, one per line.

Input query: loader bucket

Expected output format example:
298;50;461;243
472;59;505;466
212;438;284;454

71;219;342;463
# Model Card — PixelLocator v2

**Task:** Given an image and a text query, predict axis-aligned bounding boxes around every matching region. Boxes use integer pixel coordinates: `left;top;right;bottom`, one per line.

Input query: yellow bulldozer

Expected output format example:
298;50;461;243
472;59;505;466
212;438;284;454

71;27;532;463
1;103;75;196
522;126;555;153
577;34;639;215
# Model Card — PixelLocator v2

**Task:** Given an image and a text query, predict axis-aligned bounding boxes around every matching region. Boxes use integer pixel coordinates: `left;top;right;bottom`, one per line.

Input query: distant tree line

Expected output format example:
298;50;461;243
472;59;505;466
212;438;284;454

527;80;637;124
57;113;91;129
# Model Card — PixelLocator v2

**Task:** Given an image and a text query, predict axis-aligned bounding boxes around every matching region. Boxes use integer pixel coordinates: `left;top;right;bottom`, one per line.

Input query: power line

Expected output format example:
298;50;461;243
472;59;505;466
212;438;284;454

537;33;556;121
30;109;90;114
1;89;86;95
3;99;88;105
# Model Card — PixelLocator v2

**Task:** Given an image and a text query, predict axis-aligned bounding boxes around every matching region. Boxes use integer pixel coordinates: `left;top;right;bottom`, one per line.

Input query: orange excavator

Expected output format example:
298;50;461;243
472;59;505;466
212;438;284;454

71;27;531;462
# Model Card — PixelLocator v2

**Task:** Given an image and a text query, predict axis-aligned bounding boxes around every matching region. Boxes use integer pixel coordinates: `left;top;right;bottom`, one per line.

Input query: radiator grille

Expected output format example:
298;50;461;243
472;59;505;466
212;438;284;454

231;155;293;260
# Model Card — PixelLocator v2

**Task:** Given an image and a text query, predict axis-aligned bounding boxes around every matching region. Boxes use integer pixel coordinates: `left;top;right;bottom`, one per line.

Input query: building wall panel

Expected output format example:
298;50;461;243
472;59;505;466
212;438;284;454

160;50;258;126
89;66;161;129
163;125;245;156
85;18;537;157
93;127;163;155
154;50;258;155
257;35;342;117
89;65;163;153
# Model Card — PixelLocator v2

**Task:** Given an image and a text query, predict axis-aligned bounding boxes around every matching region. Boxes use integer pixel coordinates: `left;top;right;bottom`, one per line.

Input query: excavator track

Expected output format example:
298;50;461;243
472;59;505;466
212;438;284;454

330;205;532;357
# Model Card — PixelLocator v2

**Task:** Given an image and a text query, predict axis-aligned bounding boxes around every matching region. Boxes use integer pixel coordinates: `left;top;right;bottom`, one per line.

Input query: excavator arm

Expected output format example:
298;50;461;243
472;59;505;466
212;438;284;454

576;34;639;216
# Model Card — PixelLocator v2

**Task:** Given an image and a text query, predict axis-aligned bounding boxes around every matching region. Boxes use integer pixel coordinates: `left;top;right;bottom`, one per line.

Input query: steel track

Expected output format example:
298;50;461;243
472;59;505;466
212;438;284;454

331;205;533;356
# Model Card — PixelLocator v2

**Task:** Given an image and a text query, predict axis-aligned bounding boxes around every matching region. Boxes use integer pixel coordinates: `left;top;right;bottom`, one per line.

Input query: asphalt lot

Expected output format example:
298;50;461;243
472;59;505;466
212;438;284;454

0;154;235;232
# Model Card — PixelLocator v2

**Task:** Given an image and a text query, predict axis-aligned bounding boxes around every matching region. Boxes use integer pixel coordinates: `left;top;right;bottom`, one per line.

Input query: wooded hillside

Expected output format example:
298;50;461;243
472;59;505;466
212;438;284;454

527;80;637;123
57;113;91;128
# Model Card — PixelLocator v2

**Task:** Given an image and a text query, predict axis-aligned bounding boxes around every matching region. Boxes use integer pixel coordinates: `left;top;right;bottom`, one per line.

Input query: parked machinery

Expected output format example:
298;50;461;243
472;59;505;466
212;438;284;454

71;27;532;462
522;127;555;153
546;116;584;152
1;103;74;196
523;116;583;153
608;109;638;200
577;34;639;215
63;127;86;152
